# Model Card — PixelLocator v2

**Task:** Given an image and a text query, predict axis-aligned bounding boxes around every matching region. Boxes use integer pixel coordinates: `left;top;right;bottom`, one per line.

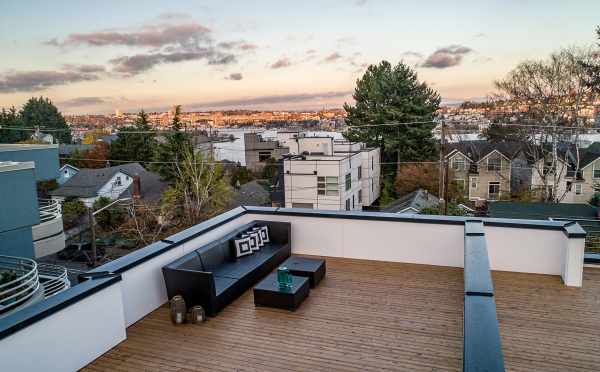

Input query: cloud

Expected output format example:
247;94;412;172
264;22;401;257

322;52;343;63
217;41;257;50
189;91;352;109
355;0;368;6
110;49;235;75
421;45;473;69
58;96;111;107
270;58;292;69
0;65;105;93
400;51;423;59
306;49;317;54
336;36;355;46
225;72;243;81
47;23;211;48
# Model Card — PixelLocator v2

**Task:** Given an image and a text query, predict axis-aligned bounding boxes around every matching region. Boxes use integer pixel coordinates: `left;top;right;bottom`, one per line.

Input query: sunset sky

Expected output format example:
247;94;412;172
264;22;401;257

0;0;598;114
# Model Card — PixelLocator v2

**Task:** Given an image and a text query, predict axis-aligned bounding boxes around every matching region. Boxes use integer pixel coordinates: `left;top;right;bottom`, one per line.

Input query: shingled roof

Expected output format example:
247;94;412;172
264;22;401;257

50;162;166;201
446;140;525;162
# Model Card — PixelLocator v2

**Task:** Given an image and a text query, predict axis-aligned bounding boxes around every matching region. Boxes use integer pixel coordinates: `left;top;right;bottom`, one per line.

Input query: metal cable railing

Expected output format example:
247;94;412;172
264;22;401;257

0;256;41;314
38;263;70;298
38;198;61;223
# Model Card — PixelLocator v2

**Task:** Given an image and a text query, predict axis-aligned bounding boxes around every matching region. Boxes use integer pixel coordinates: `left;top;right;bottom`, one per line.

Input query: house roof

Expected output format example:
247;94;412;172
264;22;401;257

382;188;439;213
446;141;524;162
58;144;94;155
230;180;271;207
579;144;600;169
488;201;598;221
59;164;79;172
50;162;166;201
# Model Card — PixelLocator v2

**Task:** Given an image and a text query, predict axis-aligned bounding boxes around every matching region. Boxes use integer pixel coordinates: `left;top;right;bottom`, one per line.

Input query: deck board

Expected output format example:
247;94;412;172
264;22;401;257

84;258;464;372
83;258;600;371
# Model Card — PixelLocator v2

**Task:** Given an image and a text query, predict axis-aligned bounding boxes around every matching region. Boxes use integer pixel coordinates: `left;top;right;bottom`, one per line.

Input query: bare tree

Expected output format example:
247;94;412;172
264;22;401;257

493;47;597;202
171;147;232;226
121;200;175;247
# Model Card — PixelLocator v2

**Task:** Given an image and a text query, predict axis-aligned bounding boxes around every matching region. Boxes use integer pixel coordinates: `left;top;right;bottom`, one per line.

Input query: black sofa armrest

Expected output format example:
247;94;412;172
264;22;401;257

161;267;218;315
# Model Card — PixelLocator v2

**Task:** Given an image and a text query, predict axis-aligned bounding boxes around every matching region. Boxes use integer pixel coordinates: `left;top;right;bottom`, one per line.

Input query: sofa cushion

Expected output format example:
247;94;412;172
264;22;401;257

213;255;264;279
232;236;253;258
197;240;227;271
214;276;238;297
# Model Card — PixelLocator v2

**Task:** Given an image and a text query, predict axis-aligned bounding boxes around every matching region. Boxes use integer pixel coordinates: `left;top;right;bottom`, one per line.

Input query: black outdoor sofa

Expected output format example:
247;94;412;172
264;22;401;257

162;220;291;316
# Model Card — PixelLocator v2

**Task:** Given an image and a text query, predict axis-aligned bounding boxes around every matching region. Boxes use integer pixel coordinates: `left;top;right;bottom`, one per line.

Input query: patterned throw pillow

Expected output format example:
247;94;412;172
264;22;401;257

250;227;264;247
233;236;253;258
258;226;270;244
241;233;258;251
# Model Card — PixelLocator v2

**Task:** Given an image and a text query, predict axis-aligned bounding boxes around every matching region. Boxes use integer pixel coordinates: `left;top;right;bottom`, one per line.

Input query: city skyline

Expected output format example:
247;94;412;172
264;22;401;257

1;0;599;114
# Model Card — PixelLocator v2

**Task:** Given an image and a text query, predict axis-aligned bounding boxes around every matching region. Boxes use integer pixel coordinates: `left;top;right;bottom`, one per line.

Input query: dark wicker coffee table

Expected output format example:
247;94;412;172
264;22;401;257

282;256;326;288
253;273;309;310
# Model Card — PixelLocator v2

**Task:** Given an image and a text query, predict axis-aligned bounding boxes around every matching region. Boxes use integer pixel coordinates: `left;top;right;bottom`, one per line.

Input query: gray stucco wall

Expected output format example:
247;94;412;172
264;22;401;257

0;145;59;181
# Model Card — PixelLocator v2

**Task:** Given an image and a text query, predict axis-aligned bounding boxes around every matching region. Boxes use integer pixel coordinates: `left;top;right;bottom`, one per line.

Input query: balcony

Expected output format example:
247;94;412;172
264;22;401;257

0;207;594;372
32;199;66;258
0;256;69;318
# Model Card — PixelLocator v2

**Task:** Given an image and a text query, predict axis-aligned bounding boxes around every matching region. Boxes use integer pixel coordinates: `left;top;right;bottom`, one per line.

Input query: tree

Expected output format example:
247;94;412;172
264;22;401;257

229;165;254;187
20;97;71;143
394;163;461;201
62;198;87;229
92;196;126;230
581;26;600;93
0;107;28;143
344;61;440;199
493;48;596;202
168;147;231;226
153;105;192;180
109;111;157;165
81;142;110;168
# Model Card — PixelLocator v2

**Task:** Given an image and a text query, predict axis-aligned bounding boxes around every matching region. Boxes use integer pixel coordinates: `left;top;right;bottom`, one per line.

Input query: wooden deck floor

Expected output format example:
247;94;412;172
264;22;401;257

83;258;600;372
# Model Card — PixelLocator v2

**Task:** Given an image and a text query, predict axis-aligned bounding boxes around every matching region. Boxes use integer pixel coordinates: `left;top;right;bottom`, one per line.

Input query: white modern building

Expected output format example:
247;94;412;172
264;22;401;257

282;135;380;210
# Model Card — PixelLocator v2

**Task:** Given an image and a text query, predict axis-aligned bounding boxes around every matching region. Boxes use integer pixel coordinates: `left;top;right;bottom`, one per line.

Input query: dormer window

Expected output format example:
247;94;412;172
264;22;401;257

487;155;502;171
452;156;465;171
115;175;122;186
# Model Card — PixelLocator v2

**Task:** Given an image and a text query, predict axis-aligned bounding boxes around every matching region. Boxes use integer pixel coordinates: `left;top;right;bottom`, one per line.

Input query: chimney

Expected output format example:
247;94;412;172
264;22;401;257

133;175;141;199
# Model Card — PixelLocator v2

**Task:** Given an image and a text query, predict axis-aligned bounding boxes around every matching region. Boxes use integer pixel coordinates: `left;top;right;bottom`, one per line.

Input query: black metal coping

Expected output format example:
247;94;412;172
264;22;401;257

0;274;121;340
585;253;600;264
463;296;506;372
464;222;494;296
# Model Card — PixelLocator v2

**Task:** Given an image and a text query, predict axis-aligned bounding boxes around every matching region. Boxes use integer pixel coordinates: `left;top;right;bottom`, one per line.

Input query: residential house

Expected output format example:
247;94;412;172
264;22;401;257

382;188;439;214
282;136;380;210
446;141;527;201
50;162;167;207
57;164;79;185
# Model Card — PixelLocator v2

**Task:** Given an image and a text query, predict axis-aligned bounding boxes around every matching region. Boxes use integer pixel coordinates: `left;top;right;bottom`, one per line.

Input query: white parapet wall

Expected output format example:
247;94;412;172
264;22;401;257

0;281;126;372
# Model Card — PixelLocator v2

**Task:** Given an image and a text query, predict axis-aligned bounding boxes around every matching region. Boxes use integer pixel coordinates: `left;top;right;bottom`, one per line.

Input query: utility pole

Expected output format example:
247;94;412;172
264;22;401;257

88;207;97;267
438;120;446;214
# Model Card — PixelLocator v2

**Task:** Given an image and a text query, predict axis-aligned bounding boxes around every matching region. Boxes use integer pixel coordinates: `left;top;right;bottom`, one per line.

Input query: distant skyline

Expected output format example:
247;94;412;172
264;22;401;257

0;1;598;114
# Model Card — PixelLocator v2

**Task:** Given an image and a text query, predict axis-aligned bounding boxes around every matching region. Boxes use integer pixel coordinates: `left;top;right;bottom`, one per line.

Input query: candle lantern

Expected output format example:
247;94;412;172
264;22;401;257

277;266;293;290
187;305;206;324
170;295;187;324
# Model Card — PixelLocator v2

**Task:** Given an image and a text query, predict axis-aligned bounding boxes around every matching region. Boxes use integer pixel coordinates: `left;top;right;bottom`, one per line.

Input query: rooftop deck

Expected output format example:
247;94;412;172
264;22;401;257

84;258;600;372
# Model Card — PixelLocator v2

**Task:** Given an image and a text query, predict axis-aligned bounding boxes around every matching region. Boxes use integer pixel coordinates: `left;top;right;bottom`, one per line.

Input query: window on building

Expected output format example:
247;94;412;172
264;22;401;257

345;173;351;191
358;190;362;203
488;182;500;200
115;176;122;186
317;176;339;196
352;195;355;209
64;170;68;175
487;155;502;171
575;183;582;195
358;166;362;180
470;177;478;190
258;151;272;162
345;199;350;211
594;164;600;178
452;157;465;171
292;203;313;209
371;158;374;170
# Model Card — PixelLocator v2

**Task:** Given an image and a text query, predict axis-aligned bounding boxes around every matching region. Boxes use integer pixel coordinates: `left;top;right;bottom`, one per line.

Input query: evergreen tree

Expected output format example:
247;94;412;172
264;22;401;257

344;61;440;198
0;107;28;143
153;105;192;180
110;110;157;166
21;97;72;143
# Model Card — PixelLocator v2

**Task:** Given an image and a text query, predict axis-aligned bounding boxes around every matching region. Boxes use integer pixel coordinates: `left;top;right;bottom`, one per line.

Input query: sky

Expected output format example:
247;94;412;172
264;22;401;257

0;0;598;114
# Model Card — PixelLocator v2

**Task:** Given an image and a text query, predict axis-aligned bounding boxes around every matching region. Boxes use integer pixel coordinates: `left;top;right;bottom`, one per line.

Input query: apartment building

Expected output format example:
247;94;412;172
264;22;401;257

282;136;380;210
243;132;289;172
